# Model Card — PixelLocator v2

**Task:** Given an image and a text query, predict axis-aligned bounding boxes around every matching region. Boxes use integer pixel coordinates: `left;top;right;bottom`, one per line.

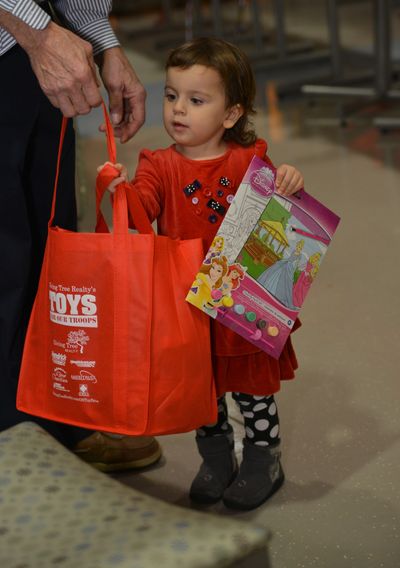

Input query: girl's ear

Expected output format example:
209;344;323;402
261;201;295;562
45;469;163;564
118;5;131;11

223;104;244;129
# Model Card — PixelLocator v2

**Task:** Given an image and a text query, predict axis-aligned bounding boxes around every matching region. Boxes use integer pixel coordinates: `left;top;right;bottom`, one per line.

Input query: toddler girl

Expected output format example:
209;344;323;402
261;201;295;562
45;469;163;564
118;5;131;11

99;37;303;511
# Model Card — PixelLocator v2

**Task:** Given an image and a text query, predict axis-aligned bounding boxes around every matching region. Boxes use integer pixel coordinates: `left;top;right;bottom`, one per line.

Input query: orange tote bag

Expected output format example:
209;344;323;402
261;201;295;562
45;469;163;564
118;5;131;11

17;107;217;436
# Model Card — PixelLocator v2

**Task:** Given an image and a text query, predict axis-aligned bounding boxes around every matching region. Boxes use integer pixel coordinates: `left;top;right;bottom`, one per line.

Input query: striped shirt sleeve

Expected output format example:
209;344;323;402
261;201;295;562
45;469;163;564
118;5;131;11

0;1;50;29
0;0;120;56
53;0;120;55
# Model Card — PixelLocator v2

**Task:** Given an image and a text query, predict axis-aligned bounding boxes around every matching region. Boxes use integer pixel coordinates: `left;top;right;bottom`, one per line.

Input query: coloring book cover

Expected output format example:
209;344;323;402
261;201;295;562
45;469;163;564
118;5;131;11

186;155;341;359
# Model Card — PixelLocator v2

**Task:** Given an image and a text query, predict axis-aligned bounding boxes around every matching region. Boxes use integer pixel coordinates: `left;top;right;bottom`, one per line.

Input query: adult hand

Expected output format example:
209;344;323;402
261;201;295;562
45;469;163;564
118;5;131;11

97;47;146;143
24;21;102;117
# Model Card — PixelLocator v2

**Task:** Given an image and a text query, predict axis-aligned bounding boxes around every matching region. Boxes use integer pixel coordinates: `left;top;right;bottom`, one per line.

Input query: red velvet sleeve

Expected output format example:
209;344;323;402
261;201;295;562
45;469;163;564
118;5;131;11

254;138;275;169
128;149;164;225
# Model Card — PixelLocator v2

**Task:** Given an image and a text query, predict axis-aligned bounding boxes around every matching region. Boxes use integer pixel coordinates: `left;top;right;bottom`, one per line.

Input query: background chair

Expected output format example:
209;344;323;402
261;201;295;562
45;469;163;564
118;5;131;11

0;422;270;568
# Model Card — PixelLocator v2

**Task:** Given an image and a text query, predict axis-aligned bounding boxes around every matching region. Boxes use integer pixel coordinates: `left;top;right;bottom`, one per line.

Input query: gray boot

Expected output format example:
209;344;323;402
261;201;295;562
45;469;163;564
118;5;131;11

189;435;238;504
222;439;284;510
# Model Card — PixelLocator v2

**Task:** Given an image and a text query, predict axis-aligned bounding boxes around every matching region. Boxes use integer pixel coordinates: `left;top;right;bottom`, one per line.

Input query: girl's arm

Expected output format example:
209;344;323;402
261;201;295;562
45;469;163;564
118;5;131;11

97;149;163;225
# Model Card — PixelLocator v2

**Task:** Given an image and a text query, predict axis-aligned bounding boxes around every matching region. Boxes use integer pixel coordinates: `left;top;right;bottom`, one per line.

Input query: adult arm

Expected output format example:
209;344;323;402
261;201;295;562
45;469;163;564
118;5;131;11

0;1;145;139
52;0;146;140
96;47;146;143
0;5;102;116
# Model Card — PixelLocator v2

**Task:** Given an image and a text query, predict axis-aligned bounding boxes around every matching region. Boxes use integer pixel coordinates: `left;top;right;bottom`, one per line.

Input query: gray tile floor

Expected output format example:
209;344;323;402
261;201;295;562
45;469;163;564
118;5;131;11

77;3;400;566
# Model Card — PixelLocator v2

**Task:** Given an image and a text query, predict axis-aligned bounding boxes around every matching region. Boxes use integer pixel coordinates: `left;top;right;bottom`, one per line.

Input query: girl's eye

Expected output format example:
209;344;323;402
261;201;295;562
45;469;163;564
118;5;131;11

191;98;203;105
165;93;176;101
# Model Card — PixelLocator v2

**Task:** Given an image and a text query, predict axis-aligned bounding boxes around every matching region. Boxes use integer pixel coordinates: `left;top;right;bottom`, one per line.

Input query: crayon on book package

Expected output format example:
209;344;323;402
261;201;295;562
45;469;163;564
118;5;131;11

186;155;340;359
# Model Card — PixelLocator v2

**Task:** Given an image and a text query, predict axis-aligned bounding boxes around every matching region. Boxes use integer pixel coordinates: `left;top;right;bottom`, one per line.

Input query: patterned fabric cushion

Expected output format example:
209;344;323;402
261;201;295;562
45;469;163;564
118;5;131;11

0;422;269;568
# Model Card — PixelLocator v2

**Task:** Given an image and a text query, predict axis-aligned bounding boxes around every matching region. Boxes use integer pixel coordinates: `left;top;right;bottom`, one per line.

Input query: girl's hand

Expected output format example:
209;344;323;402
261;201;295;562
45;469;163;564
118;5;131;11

96;161;129;193
275;164;304;196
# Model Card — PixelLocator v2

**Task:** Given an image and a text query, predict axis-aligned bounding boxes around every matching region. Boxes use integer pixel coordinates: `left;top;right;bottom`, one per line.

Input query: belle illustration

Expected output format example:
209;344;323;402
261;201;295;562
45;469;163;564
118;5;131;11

257;239;305;309
187;256;228;310
292;252;321;307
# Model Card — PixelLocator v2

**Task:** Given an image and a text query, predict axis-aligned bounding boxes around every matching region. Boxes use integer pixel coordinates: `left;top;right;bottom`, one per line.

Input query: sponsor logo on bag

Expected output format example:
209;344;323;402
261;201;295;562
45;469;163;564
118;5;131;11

65;330;90;354
71;370;97;383
49;287;98;328
53;382;70;392
78;384;90;397
52;367;67;383
51;352;66;366
53;392;99;403
70;360;96;368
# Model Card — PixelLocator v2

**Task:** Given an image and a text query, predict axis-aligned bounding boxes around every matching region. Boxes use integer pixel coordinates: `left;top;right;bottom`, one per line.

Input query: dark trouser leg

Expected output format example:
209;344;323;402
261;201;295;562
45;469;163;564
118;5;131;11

0;46;87;448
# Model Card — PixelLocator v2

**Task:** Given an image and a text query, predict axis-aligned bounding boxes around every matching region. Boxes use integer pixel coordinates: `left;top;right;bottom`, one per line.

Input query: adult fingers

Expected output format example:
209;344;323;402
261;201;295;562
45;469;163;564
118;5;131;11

31;25;101;116
79;54;102;109
112;94;146;143
55;93;76;118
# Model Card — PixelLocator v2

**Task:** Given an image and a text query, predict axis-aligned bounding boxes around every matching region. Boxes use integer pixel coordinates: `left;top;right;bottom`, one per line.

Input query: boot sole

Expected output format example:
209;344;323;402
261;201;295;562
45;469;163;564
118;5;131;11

222;472;285;511
189;468;239;505
189;492;222;505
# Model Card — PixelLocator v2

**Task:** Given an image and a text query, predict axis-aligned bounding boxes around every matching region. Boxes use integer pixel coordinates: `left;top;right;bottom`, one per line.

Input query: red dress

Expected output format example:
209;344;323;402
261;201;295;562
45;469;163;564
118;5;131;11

130;139;299;396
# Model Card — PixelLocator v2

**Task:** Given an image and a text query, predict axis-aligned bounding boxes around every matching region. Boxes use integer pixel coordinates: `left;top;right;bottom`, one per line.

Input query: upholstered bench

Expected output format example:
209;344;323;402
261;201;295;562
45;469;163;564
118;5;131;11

0;422;270;568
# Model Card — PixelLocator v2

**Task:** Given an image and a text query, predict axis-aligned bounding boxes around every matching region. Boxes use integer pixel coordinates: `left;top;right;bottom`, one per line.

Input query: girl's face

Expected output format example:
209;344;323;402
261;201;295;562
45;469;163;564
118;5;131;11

163;65;242;160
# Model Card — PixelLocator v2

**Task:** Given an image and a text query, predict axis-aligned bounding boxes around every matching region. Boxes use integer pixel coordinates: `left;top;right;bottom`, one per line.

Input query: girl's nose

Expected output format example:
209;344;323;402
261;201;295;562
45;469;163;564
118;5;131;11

173;98;186;114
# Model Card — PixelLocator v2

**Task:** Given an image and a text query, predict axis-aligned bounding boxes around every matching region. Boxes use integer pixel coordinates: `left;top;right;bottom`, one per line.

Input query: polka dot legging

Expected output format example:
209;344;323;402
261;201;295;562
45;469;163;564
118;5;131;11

197;392;280;447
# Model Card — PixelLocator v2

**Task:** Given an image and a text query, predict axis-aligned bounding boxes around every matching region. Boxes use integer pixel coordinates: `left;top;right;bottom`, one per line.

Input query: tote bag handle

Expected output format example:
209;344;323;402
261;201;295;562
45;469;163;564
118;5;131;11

49;103;154;235
95;103;154;235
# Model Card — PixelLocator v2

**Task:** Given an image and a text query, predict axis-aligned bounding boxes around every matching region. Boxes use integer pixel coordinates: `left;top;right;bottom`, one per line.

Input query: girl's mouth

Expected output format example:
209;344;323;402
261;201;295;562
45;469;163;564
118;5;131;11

173;121;188;129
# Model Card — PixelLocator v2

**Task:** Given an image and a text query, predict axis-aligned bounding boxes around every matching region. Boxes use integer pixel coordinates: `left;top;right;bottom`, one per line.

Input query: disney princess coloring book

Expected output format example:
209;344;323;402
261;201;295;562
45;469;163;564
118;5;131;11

186;155;340;359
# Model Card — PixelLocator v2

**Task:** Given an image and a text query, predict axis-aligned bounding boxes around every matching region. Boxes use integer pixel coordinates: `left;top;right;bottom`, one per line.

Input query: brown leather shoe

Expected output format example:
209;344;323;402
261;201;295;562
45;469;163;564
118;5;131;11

73;432;162;472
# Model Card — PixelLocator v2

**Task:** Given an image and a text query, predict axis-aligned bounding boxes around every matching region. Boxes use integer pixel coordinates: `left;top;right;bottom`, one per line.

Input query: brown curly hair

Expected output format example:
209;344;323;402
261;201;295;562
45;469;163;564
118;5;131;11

165;37;257;146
